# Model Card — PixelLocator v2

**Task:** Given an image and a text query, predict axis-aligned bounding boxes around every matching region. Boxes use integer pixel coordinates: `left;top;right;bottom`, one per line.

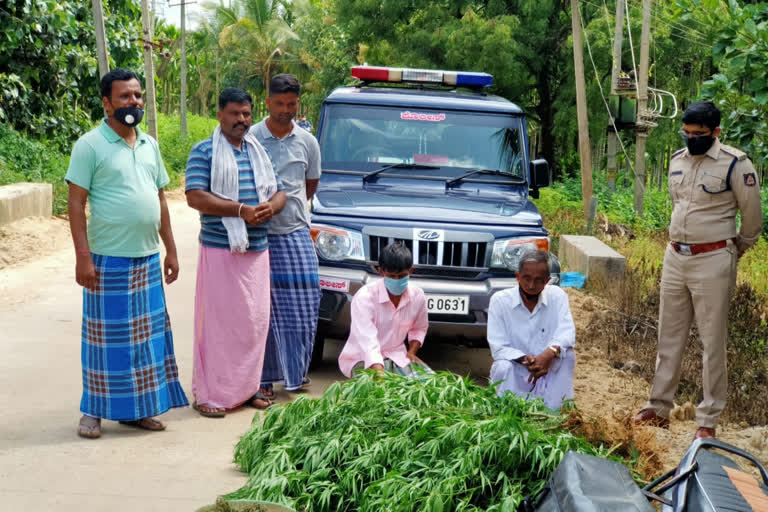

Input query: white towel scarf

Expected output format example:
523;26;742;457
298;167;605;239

210;126;277;253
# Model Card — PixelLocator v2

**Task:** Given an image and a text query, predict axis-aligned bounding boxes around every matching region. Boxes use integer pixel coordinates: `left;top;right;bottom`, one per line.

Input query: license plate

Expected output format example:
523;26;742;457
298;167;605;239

426;294;470;315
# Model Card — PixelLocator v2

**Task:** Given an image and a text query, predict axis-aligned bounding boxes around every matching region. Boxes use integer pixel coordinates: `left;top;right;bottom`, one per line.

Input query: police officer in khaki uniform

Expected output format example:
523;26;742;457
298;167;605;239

634;101;763;440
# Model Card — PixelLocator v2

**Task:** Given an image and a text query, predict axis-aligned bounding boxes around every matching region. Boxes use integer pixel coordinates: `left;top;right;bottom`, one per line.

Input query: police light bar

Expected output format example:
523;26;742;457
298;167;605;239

350;66;493;88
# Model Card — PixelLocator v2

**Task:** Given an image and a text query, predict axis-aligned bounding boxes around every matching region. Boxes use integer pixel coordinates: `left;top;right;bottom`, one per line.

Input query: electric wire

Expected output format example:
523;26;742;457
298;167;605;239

600;0;615;39
649;12;709;44
582;0;709;46
643;0;710;41
578;0;636;174
644;0;714;33
582;0;710;44
624;0;640;102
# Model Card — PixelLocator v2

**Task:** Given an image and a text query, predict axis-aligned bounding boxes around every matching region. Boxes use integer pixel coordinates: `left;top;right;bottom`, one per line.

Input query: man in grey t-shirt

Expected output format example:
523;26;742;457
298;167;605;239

250;74;322;395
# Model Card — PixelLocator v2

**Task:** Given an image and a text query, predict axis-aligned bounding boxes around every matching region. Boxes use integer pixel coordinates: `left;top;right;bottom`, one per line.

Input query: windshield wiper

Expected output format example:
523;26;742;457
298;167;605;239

363;163;439;182
446;169;525;187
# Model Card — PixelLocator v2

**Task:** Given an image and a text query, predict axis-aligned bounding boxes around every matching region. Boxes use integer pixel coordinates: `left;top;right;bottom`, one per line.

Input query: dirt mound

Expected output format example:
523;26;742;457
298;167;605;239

566;288;768;474
0;215;71;270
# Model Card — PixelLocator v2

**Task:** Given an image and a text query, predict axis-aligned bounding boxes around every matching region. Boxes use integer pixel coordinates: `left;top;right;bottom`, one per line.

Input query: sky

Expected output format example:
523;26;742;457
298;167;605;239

156;0;205;30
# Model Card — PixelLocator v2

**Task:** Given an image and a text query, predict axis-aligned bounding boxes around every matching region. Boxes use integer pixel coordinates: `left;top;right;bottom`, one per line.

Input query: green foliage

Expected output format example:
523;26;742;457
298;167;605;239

693;0;768;166
329;0;569;172
216;0;300;91
155;112;219;185
293;2;357;122
534;175;672;237
532;187;586;254
226;372;628;511
0;124;69;214
0;113;215;215
0;0;142;142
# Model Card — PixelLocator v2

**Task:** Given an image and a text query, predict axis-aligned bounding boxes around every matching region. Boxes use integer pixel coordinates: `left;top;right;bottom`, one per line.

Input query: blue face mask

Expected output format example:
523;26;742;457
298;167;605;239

384;276;409;296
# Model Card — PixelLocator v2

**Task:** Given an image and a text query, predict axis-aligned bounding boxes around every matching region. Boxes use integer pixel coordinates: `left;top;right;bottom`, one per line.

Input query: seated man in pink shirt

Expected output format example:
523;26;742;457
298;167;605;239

338;243;432;377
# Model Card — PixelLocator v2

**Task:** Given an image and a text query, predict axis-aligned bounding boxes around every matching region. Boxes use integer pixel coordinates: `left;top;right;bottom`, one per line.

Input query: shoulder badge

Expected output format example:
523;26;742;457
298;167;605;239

720;144;748;161
671;148;686;159
744;173;757;187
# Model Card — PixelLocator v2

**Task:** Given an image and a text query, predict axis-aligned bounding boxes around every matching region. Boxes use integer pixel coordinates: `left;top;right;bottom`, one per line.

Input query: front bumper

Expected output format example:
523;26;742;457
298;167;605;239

318;266;559;343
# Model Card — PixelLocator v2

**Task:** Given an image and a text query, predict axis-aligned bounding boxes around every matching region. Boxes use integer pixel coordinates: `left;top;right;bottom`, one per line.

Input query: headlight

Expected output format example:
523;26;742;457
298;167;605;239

310;225;365;262
490;238;549;271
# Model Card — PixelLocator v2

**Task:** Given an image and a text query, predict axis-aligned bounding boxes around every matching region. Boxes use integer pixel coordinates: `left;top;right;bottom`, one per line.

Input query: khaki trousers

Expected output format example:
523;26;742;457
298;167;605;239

647;241;737;428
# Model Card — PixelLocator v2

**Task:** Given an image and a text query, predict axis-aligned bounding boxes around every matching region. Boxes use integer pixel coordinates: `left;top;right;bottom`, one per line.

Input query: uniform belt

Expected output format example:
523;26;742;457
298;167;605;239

670;239;729;256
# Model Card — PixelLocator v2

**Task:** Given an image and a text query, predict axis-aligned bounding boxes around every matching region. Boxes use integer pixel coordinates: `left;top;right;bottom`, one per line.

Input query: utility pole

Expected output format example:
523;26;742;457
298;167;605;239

633;0;652;217
606;0;625;192
180;0;187;137
170;0;193;137
140;0;159;140
92;0;110;78
570;0;593;221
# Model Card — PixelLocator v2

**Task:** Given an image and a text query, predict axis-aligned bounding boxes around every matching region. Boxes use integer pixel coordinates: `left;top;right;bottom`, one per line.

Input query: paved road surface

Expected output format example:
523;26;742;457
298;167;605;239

0;200;342;511
0;199;490;511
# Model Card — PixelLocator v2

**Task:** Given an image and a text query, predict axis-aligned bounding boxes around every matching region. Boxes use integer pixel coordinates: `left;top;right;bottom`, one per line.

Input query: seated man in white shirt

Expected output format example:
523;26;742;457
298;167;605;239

487;250;576;409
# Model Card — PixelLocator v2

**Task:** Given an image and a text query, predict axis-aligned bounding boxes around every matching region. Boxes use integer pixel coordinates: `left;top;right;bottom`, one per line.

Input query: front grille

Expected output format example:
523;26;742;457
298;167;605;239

368;235;488;270
370;236;413;261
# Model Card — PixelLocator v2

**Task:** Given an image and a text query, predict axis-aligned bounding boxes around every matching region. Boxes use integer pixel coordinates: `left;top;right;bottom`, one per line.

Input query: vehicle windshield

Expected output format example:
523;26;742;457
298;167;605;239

319;104;526;178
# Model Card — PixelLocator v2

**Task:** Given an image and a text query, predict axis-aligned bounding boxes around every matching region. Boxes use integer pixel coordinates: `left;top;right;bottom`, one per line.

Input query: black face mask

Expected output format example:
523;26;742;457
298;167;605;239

685;134;714;155
518;283;541;301
113;106;144;127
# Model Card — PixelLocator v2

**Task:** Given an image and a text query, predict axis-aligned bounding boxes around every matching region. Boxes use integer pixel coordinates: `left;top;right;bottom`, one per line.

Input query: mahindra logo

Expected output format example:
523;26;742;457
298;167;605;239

418;230;440;240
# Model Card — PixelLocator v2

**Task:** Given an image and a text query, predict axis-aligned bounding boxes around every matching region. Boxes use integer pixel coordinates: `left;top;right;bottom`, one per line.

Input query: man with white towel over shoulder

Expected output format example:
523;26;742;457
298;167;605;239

185;88;286;417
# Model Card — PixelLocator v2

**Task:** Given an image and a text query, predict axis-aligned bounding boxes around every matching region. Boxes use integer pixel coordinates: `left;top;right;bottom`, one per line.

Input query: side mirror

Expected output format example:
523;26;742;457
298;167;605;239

529;159;550;199
530;159;551;188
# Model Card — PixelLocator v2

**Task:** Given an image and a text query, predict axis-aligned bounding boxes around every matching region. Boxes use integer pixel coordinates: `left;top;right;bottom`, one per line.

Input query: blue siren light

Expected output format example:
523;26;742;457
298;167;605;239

351;66;494;88
455;72;494;88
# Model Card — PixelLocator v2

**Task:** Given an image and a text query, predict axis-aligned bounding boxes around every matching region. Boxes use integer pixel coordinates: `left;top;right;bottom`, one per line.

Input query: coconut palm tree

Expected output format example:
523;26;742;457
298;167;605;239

209;0;299;94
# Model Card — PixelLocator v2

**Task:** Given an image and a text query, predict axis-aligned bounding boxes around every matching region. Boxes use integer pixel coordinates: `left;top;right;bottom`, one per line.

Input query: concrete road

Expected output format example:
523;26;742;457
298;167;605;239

0;199;492;511
0;200;346;511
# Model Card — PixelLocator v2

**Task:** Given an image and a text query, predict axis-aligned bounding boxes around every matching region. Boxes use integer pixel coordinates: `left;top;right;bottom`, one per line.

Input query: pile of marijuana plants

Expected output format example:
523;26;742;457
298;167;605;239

226;372;619;512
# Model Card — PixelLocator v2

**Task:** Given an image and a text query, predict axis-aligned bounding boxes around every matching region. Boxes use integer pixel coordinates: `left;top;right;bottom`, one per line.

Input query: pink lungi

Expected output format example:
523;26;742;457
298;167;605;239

192;245;270;409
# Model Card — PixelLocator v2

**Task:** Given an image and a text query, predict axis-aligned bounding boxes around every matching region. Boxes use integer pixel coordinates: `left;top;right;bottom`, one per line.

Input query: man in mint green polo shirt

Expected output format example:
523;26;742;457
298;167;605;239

65;69;188;439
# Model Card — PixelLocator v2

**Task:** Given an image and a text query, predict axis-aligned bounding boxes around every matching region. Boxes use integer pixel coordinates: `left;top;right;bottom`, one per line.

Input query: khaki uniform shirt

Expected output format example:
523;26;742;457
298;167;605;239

668;138;762;252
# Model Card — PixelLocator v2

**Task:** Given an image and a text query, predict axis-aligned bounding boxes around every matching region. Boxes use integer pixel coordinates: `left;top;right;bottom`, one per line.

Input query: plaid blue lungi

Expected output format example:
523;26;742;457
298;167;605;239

261;228;321;390
80;253;188;420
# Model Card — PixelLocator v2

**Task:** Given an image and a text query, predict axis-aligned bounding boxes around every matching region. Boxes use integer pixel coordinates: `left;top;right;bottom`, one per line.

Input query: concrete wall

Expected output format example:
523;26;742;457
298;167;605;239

0;183;53;225
559;234;626;284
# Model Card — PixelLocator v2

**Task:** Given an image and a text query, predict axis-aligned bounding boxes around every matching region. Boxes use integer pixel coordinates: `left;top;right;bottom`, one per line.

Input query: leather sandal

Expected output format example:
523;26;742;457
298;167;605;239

247;392;274;410
77;415;102;439
192;401;226;418
258;386;276;400
119;417;166;431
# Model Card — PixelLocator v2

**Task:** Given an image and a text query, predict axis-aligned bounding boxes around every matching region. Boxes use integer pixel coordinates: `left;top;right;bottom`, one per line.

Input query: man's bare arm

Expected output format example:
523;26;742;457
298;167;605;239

306;178;319;200
186;189;287;226
186;189;243;217
68;182;97;290
158;189;179;284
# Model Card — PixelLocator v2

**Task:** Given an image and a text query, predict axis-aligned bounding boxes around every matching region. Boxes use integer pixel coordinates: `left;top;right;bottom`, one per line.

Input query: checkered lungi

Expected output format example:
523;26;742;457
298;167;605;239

80;253;188;420
261;228;321;391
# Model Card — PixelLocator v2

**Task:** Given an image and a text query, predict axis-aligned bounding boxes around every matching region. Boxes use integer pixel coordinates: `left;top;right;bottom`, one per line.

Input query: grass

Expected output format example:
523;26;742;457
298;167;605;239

155;113;219;186
0;113;218;214
0;123;69;214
